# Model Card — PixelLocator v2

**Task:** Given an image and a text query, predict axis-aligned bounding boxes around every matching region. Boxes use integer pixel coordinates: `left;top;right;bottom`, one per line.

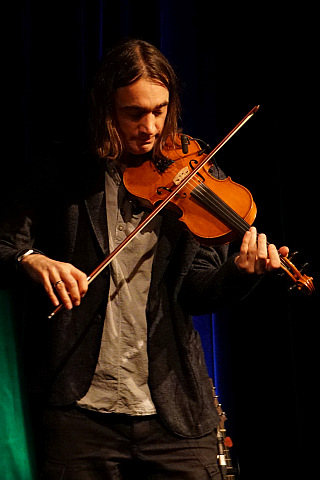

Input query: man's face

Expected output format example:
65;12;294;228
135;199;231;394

114;77;169;156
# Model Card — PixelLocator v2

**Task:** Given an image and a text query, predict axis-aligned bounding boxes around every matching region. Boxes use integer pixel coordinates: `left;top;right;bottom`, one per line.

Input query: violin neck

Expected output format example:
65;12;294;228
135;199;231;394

212;384;239;479
192;182;315;292
191;182;250;238
217;428;238;479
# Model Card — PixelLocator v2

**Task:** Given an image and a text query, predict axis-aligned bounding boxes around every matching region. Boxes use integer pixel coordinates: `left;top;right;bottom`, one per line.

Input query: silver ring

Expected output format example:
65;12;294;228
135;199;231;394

54;280;64;287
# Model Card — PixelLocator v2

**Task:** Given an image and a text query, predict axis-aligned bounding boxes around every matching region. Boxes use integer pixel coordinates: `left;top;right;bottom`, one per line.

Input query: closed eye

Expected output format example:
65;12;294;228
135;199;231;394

120;102;169;120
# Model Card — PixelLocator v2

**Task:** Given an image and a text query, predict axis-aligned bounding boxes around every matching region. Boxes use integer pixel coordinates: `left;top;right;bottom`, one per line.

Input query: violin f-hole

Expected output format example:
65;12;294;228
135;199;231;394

157;186;173;195
190;159;205;183
157;185;186;200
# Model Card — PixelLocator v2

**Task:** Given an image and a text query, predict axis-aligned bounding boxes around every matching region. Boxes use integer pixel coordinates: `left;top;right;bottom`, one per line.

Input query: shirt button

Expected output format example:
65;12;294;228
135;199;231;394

117;225;124;231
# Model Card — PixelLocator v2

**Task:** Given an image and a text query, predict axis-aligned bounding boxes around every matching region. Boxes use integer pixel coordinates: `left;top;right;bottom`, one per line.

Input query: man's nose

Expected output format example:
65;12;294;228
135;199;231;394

139;114;157;135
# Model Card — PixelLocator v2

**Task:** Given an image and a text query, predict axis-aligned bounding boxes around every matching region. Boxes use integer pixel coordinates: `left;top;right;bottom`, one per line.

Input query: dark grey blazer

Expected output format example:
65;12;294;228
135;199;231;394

0;151;257;438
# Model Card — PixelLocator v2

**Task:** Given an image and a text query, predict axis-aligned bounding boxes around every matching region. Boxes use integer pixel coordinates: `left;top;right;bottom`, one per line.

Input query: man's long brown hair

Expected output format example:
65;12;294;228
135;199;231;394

89;38;181;160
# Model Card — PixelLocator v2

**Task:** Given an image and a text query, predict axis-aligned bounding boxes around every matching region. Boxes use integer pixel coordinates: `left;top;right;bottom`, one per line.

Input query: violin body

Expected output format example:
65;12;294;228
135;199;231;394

124;134;257;245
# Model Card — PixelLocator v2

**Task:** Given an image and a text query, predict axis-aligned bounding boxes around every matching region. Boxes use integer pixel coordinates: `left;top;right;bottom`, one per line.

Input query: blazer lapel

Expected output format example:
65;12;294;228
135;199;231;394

84;171;185;274
84;177;109;256
150;210;185;284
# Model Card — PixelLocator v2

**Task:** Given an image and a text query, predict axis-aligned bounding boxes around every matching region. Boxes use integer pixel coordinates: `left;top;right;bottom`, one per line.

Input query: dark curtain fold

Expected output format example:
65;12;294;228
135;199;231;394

1;2;319;478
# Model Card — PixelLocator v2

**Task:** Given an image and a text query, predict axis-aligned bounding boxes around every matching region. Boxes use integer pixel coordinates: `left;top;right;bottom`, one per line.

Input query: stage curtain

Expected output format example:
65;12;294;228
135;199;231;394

0;290;36;480
193;313;233;424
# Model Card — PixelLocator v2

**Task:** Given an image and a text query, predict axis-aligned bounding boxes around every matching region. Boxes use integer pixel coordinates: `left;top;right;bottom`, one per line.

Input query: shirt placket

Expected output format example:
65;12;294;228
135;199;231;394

110;172;129;410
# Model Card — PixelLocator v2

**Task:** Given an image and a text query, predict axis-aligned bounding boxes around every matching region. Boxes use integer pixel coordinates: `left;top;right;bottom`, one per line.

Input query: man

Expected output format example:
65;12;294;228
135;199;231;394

0;39;288;479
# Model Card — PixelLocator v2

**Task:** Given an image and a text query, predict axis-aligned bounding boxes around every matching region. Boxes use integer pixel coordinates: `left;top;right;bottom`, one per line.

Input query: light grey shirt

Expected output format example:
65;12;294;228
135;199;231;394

78;160;161;415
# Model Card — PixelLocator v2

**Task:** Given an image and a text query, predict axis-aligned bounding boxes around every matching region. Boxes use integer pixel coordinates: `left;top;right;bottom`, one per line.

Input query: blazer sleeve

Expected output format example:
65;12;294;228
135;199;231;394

178;242;260;315
0;141;85;287
0;193;38;287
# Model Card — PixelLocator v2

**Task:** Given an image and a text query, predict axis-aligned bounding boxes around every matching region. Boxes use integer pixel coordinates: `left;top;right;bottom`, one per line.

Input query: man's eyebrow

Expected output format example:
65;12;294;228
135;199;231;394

120;101;169;112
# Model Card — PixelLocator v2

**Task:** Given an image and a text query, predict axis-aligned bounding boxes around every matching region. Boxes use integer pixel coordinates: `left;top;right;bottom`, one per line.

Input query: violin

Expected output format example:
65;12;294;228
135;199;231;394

124;133;257;246
48;106;314;319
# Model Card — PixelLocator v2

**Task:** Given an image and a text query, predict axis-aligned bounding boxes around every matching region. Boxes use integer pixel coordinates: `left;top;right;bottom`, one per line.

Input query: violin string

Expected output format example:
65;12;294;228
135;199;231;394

181;178;300;277
164;160;302;274
167;166;294;269
184;181;289;264
166;161;251;237
182;181;300;278
189;182;251;235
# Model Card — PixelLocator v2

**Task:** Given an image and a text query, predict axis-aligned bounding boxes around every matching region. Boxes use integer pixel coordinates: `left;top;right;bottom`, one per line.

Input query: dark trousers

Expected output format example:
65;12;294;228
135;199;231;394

41;405;222;480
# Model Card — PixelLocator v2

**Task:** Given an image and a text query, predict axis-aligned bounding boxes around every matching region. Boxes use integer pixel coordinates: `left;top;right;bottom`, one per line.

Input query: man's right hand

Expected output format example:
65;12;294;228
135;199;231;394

20;254;88;310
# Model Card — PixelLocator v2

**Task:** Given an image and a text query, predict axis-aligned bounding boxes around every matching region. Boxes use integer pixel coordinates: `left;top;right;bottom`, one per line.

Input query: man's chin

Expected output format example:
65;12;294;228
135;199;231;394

129;143;154;155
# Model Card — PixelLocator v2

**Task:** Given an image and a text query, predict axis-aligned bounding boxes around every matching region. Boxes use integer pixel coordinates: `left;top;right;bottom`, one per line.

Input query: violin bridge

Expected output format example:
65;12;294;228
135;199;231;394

173;166;190;185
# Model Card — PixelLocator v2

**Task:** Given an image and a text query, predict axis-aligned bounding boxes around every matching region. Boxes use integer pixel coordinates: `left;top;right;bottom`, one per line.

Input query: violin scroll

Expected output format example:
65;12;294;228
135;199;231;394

279;252;314;295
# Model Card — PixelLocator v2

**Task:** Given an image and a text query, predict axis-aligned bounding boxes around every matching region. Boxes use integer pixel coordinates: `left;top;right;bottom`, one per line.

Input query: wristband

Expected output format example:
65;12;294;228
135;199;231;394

17;249;42;264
